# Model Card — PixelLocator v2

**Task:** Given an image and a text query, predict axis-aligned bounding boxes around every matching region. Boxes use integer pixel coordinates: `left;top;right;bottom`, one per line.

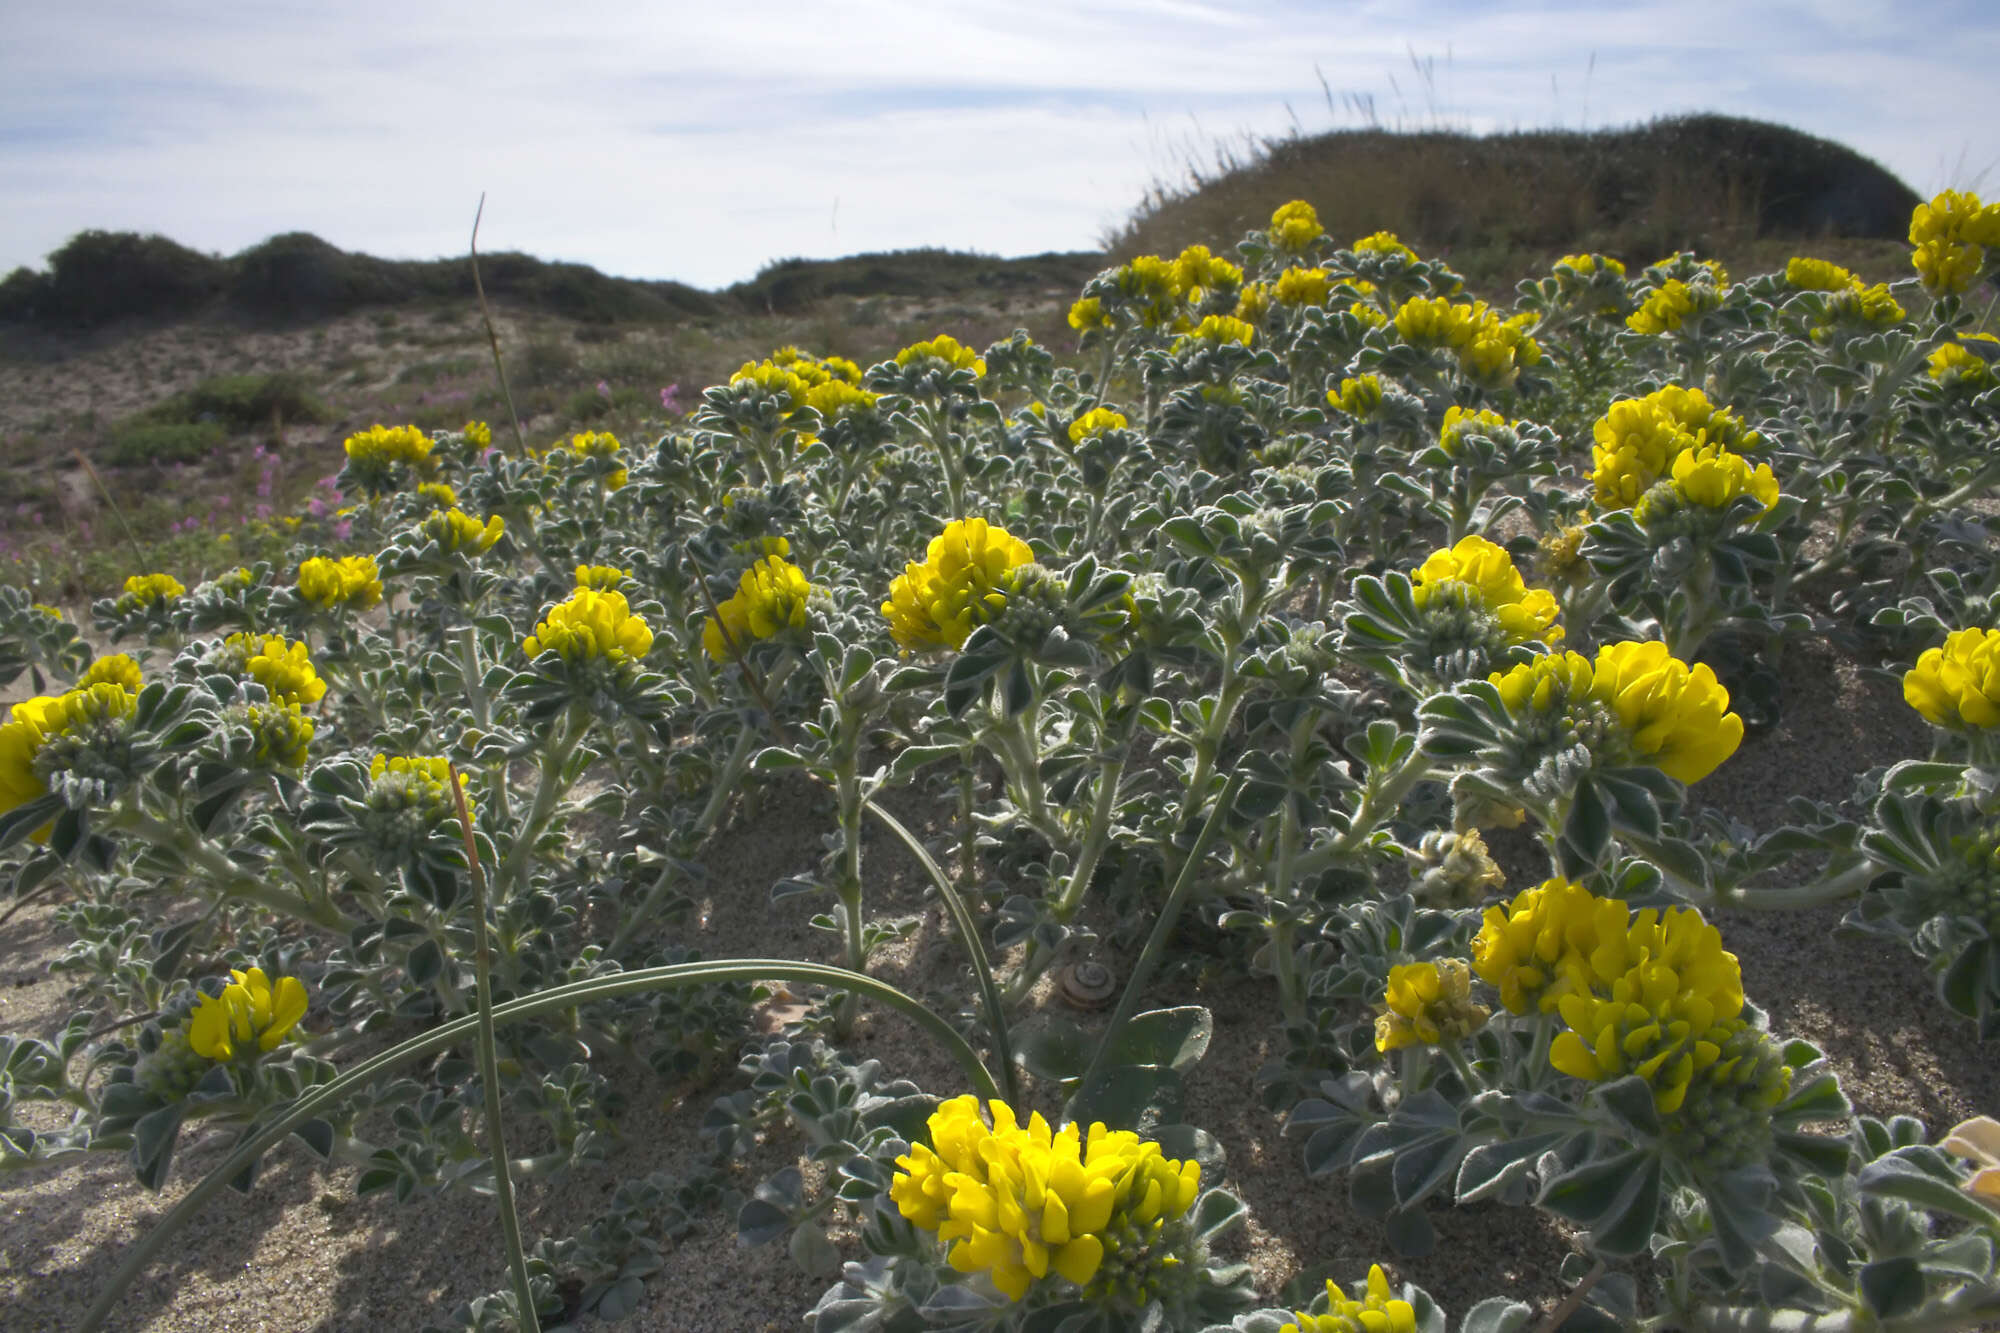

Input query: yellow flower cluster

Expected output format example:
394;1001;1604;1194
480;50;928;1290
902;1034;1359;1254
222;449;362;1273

297;555;383;611
1169;245;1243;303
1392;297;1542;388
224;633;328;707
1927;332;1998;389
1411;535;1563;644
806;378;879;421
1589;385;1761;510
78;653;142;692
420;507;505;554
1474;879;1754;1114
1353;231;1417;263
1627;278;1723;335
1174;314;1257;350
1282;1265;1418;1333
122;572;186;608
702;554;814;662
573;564;628;591
1491;641;1743;784
1905;627;2000;730
1910;188;2000;294
890;1095;1200;1302
1374;959;1489;1053
731;360;812;411
187;967;308;1062
1233;281;1272;324
896;335;986;378
1437;405;1507;454
1784;257;1857;290
0;682;138;818
1556;253;1626;278
1272;267;1332;307
415;481;458;511
245;700;314;770
882;518;1034;652
1326;374;1384;419
523;588;655;664
1068;407;1128;444
464;420;492;449
771;345;864;387
343;424;434;477
369;753;473;820
1269;199;1324;252
1068;296;1113;333
568;430;621;459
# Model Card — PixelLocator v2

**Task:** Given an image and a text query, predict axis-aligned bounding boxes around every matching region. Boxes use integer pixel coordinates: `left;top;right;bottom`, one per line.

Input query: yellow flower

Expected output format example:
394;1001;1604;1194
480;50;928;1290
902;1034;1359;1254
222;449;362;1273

889;1095;1200;1302
1174;314;1256;349
523;588;655;664
1068;296;1113;333
1589;385;1761;510
882;518;1034;652
369;754;473;820
464;420;492;448
1233;281;1273;324
1169;244;1242;302
702;555;815;662
1113;255;1183;328
1353;231;1417;263
1374;959;1489;1052
1650;444;1780;514
1326;374;1384;419
1392;298;1538;386
573;564;628;591
1282;1265;1418;1333
414;481;458;511
731;360;813;410
1556;253;1625;278
225;633;328;707
78;653;142;692
420;507;505;554
1412;535;1563;645
1489;642;1743;784
1905;627;2000;730
1941;1117;2000;1202
1545;898;1751;1114
1269;199;1324;252
1628;279;1721;335
895;335;986;378
1472;876;1622;1015
1784;257;1857;291
186;967;309;1061
1913;239;1987;295
1587;641;1744;783
569;429;621;459
1068;408;1128;444
122;573;186;607
1929;333;1998;388
0;695;66;819
805;379;879;421
1272;267;1332;307
296;554;383;611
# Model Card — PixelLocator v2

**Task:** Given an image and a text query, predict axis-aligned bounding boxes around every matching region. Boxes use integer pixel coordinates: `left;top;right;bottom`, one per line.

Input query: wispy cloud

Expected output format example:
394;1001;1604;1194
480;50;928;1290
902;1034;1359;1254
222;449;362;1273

2;1;1994;288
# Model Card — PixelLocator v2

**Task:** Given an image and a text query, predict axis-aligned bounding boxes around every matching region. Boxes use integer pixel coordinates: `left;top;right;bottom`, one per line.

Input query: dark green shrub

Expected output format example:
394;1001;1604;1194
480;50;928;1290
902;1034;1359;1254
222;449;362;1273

141;372;333;433
39;231;227;328
229;233;413;320
105;421;225;466
0;266;50;323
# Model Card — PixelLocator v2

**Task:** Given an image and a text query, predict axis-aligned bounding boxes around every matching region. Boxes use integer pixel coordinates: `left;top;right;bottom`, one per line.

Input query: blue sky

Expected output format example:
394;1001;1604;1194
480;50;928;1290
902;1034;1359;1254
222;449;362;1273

2;1;1995;290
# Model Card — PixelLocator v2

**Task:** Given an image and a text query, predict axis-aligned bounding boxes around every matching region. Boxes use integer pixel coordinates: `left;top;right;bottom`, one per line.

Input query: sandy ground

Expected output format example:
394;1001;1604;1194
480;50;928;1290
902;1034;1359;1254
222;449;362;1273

2;620;1994;1333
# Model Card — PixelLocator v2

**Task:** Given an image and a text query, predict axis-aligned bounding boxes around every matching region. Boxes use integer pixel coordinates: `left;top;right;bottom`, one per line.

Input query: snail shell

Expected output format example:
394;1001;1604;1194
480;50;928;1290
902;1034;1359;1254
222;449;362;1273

1058;960;1117;1010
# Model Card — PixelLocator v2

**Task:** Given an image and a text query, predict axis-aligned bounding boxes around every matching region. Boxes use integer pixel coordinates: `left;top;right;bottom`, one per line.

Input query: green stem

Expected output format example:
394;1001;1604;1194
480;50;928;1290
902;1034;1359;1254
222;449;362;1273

1720;859;1876;912
449;765;539;1333
124;812;353;934
456;623;512;827
1071;774;1244;1111
493;708;587;904
79;959;997;1333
